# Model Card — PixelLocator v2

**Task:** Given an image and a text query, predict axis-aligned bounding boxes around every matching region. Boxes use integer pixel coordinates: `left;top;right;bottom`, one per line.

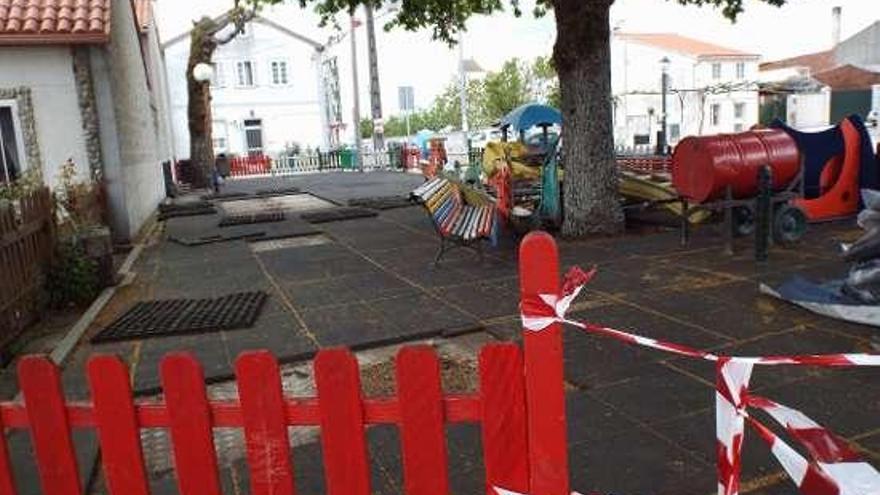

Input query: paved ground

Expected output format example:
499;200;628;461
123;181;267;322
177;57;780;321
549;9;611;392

3;170;879;495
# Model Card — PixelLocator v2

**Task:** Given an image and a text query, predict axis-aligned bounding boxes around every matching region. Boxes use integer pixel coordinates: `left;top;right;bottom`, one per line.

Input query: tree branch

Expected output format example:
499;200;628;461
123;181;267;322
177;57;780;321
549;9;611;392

213;7;257;45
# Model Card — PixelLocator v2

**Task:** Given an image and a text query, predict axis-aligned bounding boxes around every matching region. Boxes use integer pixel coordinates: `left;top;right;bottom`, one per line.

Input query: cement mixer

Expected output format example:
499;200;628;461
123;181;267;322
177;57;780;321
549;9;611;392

671;128;808;250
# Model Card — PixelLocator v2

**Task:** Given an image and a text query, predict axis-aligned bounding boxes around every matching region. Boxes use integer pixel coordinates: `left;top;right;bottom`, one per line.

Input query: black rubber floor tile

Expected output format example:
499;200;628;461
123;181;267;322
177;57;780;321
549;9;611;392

371;294;481;338
132;334;232;394
391;265;482;289
566;389;638;443
569;302;730;350
568;423;714;495
670;327;871;390
653;407;782;482
625;289;799;341
434;281;519;321
587;363;714;425
757;367;880;438
563;326;670;388
224;313;316;364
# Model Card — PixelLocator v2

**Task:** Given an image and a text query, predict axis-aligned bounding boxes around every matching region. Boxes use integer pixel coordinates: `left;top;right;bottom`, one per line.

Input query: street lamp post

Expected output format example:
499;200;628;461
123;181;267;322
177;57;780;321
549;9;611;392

658;56;670;155
349;13;363;171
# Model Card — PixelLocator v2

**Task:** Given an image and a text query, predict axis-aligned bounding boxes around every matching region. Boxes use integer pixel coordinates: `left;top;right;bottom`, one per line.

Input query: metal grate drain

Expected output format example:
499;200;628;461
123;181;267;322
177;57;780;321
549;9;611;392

218;211;285;227
92;291;267;343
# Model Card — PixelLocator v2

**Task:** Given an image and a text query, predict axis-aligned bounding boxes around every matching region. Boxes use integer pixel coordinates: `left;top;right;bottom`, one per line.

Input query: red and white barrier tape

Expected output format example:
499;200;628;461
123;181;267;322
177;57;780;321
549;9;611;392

521;267;880;495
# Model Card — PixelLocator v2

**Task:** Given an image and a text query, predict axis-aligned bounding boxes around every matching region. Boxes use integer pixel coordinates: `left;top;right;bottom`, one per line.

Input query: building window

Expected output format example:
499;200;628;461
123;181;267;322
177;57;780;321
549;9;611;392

712;63;722;80
237;61;255;87
212;137;227;151
271;60;289;85
735;62;745;79
0;104;24;184
633;134;650;146
212;62;226;87
710;104;721;126
734;102;745;119
733;123;744;133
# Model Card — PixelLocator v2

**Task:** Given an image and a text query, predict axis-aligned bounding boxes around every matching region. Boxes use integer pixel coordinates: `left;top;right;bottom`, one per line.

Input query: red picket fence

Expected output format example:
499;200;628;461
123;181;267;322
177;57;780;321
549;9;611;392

0;233;569;495
616;154;672;175
229;155;272;177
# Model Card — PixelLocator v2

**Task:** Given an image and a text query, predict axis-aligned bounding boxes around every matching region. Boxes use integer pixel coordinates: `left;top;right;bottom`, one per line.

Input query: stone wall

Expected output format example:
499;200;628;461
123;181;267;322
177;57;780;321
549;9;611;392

72;46;103;175
0;87;42;175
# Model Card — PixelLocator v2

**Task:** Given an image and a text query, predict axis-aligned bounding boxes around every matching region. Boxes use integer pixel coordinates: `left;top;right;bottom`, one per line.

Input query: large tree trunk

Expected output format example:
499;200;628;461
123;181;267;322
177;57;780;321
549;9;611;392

553;0;623;237
186;18;219;189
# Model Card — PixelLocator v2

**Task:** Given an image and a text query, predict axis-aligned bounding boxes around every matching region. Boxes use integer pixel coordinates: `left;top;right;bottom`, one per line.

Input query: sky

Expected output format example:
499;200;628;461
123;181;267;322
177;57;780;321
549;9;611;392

154;0;879;115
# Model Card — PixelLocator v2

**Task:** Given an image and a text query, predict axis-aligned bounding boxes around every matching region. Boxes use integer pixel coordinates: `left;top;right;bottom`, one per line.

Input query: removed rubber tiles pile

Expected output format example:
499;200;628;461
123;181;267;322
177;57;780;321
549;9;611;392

300;207;378;223
347;196;413;210
157;201;216;220
92;291;267;342
219;211;285;227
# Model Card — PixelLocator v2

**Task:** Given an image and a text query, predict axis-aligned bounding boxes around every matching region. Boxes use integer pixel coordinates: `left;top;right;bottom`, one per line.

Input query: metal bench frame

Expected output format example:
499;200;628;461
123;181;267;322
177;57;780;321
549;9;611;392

411;178;496;266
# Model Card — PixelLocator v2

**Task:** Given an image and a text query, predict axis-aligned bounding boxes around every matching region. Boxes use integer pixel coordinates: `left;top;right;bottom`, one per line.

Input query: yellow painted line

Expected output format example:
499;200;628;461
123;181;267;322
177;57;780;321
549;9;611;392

251;250;321;348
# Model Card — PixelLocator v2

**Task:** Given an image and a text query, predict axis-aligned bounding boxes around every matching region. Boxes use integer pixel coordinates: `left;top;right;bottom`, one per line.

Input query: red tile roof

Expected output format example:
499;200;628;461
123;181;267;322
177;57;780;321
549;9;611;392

618;33;758;58
813;64;880;91
759;51;835;75
0;0;111;45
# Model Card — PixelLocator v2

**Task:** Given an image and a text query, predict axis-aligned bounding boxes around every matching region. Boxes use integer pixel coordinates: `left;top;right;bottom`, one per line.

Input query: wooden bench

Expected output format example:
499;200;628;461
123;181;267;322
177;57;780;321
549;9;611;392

411;177;497;264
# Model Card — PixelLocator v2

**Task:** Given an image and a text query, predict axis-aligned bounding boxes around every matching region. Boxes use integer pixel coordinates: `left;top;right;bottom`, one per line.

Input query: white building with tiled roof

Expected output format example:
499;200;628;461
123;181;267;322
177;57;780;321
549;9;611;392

611;32;761;150
0;0;173;242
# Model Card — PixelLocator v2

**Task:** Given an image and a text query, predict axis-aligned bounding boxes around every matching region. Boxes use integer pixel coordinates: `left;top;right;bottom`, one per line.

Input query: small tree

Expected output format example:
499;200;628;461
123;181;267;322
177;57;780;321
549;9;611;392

187;0;264;188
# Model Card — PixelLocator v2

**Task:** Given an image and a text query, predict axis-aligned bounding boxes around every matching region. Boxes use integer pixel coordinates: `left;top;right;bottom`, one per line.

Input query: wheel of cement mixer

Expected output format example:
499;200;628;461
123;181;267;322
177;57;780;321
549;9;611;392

732;206;755;237
773;204;808;245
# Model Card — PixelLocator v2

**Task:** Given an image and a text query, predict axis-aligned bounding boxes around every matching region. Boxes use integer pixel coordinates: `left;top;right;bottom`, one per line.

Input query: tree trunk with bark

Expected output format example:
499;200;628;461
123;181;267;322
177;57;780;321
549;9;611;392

186;18;219;189
553;0;623;236
186;8;252;189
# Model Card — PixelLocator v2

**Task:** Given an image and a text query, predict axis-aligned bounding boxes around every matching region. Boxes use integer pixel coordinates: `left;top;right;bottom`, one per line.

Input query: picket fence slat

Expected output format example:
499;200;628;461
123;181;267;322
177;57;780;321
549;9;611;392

520;233;570;495
235;351;296;495
18;356;82;495
315;348;371;495
480;344;529;495
397;346;449;495
87;356;149;495
160;353;223;495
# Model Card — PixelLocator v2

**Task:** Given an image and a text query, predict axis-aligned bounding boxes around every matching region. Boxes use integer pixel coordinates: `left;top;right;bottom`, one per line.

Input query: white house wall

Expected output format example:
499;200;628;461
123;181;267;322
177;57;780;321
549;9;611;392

164;19;324;159
611;35;760;148
0;46;90;185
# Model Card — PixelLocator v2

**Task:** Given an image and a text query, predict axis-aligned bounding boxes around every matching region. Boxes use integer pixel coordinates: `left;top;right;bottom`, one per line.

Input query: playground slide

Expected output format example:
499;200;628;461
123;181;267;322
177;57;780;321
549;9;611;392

793;118;861;220
775;115;880;221
619;171;711;224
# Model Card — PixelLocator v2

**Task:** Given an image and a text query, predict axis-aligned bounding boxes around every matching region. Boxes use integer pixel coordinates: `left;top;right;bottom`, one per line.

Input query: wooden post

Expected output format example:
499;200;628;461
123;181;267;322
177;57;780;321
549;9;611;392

519;232;569;494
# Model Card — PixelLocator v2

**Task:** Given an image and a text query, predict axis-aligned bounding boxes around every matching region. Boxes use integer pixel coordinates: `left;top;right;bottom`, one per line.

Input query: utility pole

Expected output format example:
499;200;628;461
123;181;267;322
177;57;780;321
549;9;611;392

365;5;384;152
350;12;363;171
458;33;469;135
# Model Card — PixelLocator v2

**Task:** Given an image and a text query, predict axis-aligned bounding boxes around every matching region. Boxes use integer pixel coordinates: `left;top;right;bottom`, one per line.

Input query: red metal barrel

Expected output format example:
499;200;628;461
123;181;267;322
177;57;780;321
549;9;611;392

671;129;800;203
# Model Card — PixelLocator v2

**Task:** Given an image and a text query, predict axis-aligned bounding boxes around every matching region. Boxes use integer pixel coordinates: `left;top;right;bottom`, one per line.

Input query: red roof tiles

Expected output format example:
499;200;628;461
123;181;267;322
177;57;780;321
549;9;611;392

813;64;880;91
0;0;111;45
759;51;835;75
618;33;758;59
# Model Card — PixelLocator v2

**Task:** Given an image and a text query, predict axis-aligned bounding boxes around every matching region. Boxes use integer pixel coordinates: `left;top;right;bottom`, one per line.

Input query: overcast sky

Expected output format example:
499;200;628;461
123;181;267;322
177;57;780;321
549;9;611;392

155;0;879;113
